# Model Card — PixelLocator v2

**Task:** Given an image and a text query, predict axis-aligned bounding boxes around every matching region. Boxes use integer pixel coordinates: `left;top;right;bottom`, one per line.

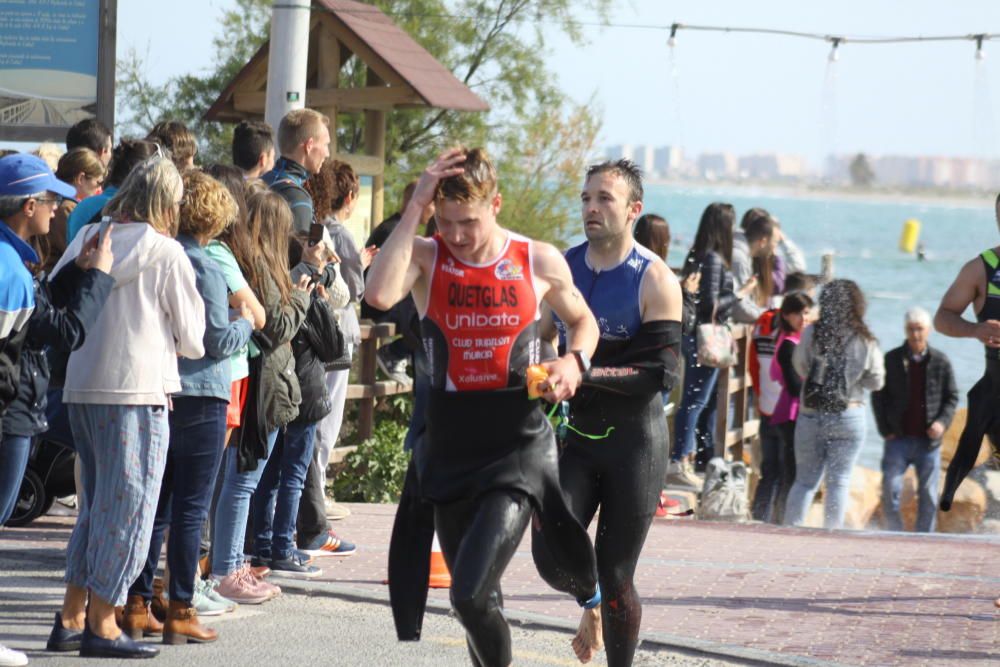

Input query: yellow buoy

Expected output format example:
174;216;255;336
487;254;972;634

899;218;921;254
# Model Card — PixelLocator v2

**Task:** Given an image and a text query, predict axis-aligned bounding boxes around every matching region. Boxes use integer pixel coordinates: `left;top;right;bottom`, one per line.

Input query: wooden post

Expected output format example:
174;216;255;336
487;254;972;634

316;21;340;153
365;68;387;235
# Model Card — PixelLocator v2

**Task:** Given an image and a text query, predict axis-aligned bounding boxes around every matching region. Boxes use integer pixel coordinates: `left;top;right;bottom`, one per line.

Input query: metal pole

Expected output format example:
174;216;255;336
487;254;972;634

265;0;311;129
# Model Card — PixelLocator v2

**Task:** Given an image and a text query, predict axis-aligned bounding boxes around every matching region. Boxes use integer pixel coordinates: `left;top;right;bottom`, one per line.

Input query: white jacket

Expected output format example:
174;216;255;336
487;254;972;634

52;222;206;406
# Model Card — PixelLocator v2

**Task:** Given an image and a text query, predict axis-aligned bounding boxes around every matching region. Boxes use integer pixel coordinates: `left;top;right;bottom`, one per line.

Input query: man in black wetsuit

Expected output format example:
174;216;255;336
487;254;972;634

366;147;603;666
532;159;682;666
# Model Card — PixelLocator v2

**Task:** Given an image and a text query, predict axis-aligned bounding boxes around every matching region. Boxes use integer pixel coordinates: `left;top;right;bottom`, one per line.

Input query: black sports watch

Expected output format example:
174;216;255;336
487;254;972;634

571;349;591;374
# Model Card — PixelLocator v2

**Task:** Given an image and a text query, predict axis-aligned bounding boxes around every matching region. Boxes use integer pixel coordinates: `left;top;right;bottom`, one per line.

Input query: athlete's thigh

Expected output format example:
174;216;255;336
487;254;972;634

558;441;602;527
450;491;532;599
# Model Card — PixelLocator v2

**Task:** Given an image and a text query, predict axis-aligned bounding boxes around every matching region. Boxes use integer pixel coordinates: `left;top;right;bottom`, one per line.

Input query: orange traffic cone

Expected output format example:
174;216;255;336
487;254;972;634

428;533;451;589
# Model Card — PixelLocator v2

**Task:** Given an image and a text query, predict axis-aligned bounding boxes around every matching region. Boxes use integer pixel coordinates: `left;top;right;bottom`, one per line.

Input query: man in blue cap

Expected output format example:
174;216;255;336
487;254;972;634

0;152;76;666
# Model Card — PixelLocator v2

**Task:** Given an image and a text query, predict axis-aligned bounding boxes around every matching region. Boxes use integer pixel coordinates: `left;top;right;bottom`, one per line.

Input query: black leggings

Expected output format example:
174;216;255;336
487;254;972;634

942;360;1000;510
388;459;435;641
434;490;532;667
532;396;667;667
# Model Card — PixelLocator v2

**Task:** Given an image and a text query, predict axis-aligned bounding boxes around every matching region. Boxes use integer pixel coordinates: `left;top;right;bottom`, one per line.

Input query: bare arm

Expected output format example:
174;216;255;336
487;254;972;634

640;261;682;323
365;149;465;311
534;242;598;402
229;286;265;330
935;257;1000;347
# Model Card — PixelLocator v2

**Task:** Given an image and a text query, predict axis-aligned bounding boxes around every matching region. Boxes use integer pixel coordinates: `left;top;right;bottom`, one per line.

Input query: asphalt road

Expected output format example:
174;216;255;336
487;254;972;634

0;547;740;667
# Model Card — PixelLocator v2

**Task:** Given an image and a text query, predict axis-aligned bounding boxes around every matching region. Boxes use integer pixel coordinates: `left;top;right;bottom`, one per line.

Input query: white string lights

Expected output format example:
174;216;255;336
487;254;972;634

663;22;996;61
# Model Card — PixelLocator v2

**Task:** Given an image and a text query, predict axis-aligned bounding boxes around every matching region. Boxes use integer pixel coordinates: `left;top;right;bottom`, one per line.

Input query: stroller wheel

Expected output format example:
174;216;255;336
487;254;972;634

7;468;46;528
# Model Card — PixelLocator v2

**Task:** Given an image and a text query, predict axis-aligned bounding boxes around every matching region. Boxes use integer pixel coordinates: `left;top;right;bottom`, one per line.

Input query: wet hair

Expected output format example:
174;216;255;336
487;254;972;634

779;292;815;333
146;120;197;169
245;190;293;304
277;109;329;156
814;278;876;349
178;170;237;240
585;159;643;204
437;147;497;203
232;119;274;171
304;159;360;220
105;139;160;188
784;272;816;295
56;148;105;192
103;156;183;236
689;202;735;268
633;213;671;261
205;163;256;276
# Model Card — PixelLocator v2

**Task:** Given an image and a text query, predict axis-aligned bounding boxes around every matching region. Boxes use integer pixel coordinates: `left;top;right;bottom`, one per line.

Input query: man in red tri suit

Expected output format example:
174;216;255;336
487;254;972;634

366;147;602;667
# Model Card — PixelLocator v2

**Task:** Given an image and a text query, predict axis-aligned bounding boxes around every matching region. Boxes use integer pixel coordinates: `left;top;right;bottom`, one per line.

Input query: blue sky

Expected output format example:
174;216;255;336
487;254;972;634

14;1;1000;165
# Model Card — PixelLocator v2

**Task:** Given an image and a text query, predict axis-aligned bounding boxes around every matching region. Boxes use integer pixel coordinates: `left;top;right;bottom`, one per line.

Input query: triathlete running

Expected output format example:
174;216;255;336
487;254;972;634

532;160;682;666
933;192;1000;609
366;147;603;666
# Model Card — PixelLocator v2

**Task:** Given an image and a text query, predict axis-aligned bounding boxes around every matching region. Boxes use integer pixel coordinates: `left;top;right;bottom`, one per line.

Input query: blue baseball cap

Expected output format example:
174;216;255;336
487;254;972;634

0;153;76;199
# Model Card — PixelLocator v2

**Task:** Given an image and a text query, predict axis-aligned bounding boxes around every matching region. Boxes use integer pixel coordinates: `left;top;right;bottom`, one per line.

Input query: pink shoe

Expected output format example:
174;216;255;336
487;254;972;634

248;566;282;599
213;566;270;605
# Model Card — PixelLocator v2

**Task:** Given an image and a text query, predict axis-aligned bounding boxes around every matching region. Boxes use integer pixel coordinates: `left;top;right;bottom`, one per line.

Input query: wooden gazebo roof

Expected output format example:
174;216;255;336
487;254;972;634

204;0;488;122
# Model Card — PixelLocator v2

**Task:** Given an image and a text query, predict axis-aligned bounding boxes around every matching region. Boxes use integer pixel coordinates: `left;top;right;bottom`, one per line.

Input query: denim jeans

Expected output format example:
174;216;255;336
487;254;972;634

783;407;866;529
750;415;784;523
211;428;278;577
65;404;169;606
253;421;318;560
881;436;941;533
672;334;720;463
131;397;228;603
0;434;31;525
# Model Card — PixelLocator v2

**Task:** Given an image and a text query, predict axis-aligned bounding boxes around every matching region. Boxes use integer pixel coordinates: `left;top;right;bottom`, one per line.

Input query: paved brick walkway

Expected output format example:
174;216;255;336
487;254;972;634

2;506;997;666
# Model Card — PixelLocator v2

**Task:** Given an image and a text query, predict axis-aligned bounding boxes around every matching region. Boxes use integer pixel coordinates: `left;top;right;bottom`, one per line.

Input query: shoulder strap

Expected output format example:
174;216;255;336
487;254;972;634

982;250;1000;296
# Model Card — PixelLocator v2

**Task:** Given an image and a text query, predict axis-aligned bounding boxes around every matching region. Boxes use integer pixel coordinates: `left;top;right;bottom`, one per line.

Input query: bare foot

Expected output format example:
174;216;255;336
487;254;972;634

571;607;603;663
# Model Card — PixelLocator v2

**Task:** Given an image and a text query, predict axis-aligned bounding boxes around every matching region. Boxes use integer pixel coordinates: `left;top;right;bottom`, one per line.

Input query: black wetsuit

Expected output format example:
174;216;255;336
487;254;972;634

533;242;681;667
416;234;600;667
941;248;1000;510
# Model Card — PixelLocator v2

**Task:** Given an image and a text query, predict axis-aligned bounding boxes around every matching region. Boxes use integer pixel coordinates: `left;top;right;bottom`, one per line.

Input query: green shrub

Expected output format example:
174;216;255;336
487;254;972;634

333;418;410;503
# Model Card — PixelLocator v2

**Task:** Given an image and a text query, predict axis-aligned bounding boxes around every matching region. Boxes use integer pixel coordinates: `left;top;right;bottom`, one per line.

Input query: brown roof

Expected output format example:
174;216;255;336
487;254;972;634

204;0;487;122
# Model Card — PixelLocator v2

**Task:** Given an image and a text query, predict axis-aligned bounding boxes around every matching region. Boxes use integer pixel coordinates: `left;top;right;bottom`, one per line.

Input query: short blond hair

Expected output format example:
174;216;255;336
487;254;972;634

103;156;183;236
32;142;63;171
437;147;497;204
178;170;237;240
277;108;330;156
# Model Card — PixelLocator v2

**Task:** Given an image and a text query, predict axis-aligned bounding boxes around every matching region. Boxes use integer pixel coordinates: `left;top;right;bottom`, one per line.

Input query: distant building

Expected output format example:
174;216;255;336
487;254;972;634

824;152;1000;190
697;152;738;180
653;146;684;178
738;153;808;181
605;144;635;163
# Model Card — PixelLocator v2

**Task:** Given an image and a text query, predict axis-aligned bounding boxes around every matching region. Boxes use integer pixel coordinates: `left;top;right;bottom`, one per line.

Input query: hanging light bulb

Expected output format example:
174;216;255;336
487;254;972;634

667;23;679;48
828;37;842;62
975;35;986;60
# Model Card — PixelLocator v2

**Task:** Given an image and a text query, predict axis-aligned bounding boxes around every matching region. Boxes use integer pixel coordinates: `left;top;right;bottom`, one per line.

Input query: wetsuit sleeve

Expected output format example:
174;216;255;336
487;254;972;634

776;339;803;399
581;320;681;396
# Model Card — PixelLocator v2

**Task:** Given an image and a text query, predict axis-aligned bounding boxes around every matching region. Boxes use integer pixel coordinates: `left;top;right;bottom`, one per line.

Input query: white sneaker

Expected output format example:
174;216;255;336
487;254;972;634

665;460;702;491
0;644;27;667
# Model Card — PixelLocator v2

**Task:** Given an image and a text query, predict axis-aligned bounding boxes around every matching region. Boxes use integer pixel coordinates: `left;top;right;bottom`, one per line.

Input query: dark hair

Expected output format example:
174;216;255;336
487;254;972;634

66;118;112;153
740;207;770;231
779;292;815;333
744;213;775;245
690;202;735;268
146;120;197;169
304;159;359;220
634;213;671;261
105;139;159;187
205;163;256;278
585;159;643;204
232;119;274;171
784;272;816;294
814;278;876;349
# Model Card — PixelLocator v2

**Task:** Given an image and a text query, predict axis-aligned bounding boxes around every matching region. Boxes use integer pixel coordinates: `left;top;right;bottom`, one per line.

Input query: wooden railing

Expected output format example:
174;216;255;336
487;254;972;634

344;320;412;441
713;324;759;464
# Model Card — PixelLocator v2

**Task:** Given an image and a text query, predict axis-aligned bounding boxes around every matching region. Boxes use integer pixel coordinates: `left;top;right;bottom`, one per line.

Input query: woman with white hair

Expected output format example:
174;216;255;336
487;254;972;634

45;156;206;659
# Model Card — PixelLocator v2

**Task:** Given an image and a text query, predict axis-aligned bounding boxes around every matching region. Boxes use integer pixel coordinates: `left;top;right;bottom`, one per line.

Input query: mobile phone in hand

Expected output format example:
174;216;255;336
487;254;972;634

308;223;324;246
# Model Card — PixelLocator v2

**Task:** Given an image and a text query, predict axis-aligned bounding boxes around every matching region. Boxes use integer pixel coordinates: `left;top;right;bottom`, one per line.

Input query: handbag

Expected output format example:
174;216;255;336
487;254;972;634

696;313;738;368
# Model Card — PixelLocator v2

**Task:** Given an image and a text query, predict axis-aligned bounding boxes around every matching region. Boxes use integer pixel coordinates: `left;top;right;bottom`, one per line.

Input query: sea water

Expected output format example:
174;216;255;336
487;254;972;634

571;183;997;470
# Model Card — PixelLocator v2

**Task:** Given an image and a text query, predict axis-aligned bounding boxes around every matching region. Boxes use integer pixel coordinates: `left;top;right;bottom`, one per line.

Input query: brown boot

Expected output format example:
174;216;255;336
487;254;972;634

150;578;168;622
163;599;218;645
121;594;164;639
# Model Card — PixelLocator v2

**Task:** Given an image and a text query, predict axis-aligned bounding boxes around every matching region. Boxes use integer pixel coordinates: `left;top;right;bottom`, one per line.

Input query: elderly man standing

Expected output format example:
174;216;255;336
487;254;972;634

872;308;958;532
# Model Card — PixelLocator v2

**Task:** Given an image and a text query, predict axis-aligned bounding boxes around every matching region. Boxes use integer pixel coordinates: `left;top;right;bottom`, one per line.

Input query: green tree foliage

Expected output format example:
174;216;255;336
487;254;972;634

117;0;607;245
849;152;875;188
